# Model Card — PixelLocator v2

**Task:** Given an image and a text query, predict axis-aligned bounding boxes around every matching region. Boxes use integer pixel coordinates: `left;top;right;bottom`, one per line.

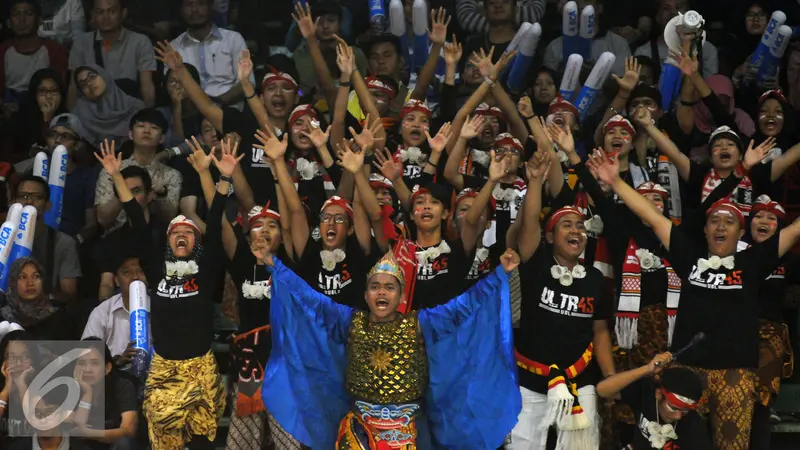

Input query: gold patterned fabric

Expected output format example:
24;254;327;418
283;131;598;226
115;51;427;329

143;351;226;450
346;311;428;404
756;319;793;407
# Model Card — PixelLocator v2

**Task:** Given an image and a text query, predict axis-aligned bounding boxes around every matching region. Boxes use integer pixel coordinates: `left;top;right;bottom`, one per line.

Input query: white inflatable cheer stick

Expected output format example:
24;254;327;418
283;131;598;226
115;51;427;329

574;52;615;122
560;54;584;102
562;2;579;63
43;145;67;229
33;152;49;180
507;24;542;93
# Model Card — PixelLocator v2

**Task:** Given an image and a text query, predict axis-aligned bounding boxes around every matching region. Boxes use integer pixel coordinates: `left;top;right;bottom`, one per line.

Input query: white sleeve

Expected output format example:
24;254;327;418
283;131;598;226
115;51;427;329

82;306;107;341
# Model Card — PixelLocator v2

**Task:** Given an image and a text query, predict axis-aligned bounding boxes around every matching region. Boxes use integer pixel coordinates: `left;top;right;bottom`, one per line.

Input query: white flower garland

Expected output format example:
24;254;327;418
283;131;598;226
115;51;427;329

165;260;199;279
416;241;451;265
320;249;347;271
635;248;664;272
550;261;586;287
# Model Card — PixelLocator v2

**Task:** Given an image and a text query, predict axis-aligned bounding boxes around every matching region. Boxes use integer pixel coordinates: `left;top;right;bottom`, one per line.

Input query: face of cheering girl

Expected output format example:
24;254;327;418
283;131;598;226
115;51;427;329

603;125;634;157
290;114;315;151
373;186;392;208
320;204;352;250
704;210;744;257
710;138;740;172
412;192;447;234
401;111;429;147
495;143;521;177
251;217;282;254
262;79;297;120
451;195;490;235
643;193;666;214
547;213;587;262
479;116;501;145
365;273;402;322
751;210;779;243
169;225;197;259
758;98;784;137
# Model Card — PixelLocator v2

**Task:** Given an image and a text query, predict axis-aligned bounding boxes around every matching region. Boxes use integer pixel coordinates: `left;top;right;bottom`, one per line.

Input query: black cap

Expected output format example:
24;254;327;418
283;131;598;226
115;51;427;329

626;83;663;112
660;367;704;403
312;0;342;19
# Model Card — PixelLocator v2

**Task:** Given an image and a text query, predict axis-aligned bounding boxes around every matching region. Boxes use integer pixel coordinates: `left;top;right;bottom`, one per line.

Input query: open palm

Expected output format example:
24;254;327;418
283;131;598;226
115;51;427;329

612;56;640;92
94;139;121;176
427;7;451;46
336;141;364;174
548;124;574;154
461;115;484;140
588;149;620;185
292;2;317;39
426;122;453;154
186;137;212;173
304;125;331;149
237;50;253;83
489;151;512;181
374;148;402;181
444;37;462;66
213;138;244;177
155;41;184;72
255;128;288;162
744;137;776;168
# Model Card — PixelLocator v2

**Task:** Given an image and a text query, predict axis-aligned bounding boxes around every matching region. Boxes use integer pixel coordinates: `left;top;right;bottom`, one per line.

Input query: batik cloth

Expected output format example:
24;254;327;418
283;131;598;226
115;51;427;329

756;319;794;407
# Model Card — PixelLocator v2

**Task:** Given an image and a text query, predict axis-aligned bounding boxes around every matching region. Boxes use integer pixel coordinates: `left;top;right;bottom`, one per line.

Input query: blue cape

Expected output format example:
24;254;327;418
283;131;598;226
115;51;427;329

262;258;520;449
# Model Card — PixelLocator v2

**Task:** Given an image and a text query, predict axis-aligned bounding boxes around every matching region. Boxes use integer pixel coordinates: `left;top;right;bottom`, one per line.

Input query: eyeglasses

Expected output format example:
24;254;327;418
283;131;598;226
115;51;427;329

7;354;30;364
745;12;766;20
320;213;347;224
77;71;98;90
16;192;46;202
37;88;60;97
46;130;78;142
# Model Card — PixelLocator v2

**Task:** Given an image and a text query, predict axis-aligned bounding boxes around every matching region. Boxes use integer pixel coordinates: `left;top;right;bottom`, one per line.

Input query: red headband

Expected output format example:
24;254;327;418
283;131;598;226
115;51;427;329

494;133;523;152
603;114;635;137
661;389;698;411
474;102;504;120
455;188;496;218
369;174;394;190
751;195;786;220
321;195;354;222
167;214;203;238
548;94;579;118
636;181;668;201
289;104;318;126
262;69;298;91
248;203;281;228
401;99;432;119
546;206;585;233
366;76;398;99
759;89;787;105
706;199;745;227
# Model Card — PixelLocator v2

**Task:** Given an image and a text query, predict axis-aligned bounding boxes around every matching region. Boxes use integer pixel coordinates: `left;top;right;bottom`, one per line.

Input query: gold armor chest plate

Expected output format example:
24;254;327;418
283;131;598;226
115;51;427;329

346;312;428;404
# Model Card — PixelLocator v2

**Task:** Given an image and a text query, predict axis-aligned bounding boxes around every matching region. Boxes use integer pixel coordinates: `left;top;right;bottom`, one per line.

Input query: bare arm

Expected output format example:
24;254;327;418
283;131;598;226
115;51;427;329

518;152;550;262
237;50;269;131
139;71;156;107
596;353;673;399
179;196;208;234
410;9;451;100
594;57;641;145
771;142;800;181
593;320;615;377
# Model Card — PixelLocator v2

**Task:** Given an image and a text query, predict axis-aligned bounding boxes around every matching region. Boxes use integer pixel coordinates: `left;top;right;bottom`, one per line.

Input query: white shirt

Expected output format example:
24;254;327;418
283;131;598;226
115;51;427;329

635;39;718;76
32;434;71;450
5;46;50;91
543;31;631;78
170;25;252;106
38;0;85;43
82;294;150;357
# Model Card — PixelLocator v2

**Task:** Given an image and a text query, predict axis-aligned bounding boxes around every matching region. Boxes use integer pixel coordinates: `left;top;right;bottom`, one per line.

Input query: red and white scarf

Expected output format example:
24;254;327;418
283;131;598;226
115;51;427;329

616;238;682;349
701;168;753;215
574;193;614;281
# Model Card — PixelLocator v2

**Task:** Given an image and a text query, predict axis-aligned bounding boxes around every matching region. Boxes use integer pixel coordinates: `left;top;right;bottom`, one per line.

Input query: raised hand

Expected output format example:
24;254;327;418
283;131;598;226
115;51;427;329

292;2;317;39
427;7;451;46
237;49;254;83
212;137;244;177
587;148;621;185
349;115;384;153
611;56;640;93
525;150;551;181
154;41;185;72
669;50;699;77
647;352;673;375
460;115;485;140
303;124;332;149
335;36;355;80
500;248;521;273
444;35;462;66
470;47;497;80
373;147;403;181
426;122;453;154
1;361;10;393
489;150;512;181
336;140;365;174
632;106;653;128
255;126;288;162
94;139;122;176
494;49;518;74
743;137;777;169
547;123;575;154
186;136;212;172
518;96;534;118
250;238;274;266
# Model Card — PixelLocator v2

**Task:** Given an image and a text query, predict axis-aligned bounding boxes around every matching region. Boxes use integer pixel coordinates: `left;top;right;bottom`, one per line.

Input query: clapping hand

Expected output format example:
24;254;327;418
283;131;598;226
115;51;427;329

335;139;365;174
426;122;454;154
586;148;621;185
94;140;122;176
547;123;575;154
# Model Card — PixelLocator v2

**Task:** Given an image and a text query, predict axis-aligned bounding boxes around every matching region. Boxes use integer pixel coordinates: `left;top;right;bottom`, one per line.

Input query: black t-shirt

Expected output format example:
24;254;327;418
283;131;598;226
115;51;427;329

758;259;791;323
221;107;277;206
298;235;378;311
408;238;475;310
668;227;780;369
516;245;613;393
83;375;138;450
465;245;500;287
686;161;772;216
287;152;342;222
130;192;228;360
621;378;712;450
463;175;525;253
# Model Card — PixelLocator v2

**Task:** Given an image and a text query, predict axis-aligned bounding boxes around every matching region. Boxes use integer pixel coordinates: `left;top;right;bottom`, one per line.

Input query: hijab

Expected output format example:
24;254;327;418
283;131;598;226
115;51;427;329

0;258;56;327
72;64;145;146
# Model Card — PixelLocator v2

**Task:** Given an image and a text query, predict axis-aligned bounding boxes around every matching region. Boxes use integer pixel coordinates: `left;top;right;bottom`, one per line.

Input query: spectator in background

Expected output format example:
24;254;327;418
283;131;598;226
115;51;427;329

170;0;252;110
636;55;659;87
159;64;204;148
94;109;181;234
122;0;173;42
456;0;547;34
83;253;148;358
68;0;157;108
4;68;68;163
38;0;86;45
462;0;531;63
94;166;165;301
0;257;73;339
13;175;82;304
634;0;719;77
543;0;630;77
0;0;67;107
284;0;353;52
292;1;367;99
72;64;145;147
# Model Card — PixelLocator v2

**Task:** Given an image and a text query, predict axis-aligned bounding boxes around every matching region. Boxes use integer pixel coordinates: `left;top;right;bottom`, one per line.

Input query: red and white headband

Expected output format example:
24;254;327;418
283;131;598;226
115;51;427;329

474;102;504;119
636;181;668;201
603;114;635;137
456;188;496;217
168;214;202;237
289;104;318;126
751;195;786;220
546;206;585;233
248;204;281;228
365;76;398;99
262;70;298;91
400;99;432;119
322;195;354;221
548;94;579;118
661;389;698;410
494;132;523;152
369;174;394;190
706;199;744;227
